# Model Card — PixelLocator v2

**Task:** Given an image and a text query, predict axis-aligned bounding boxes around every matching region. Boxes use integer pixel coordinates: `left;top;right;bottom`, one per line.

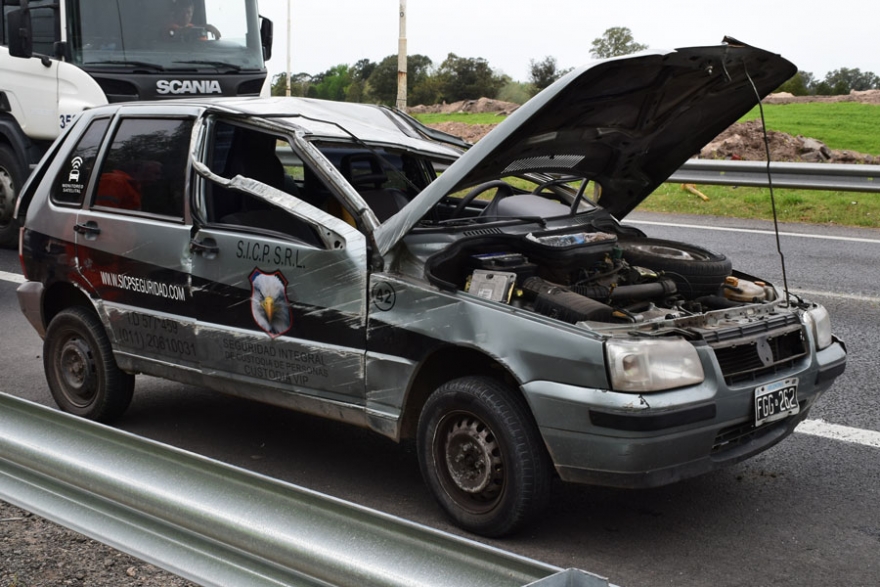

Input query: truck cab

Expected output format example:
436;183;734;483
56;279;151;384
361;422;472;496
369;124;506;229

0;0;273;247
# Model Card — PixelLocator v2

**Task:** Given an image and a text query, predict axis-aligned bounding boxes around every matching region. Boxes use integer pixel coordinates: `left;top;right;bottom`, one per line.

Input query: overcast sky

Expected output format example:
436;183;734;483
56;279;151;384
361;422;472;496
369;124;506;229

257;1;878;84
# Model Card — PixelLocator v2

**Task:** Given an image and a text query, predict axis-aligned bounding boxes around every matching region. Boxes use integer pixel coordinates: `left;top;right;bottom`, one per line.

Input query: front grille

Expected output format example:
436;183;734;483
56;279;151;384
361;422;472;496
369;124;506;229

703;319;807;385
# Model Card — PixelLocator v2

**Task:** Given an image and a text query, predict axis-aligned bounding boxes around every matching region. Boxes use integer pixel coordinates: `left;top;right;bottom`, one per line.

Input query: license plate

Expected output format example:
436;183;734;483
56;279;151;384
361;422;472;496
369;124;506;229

754;378;799;427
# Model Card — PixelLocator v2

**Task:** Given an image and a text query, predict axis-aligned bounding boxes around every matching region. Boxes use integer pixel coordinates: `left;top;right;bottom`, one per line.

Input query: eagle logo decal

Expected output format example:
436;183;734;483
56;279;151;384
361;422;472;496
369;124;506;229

250;269;293;338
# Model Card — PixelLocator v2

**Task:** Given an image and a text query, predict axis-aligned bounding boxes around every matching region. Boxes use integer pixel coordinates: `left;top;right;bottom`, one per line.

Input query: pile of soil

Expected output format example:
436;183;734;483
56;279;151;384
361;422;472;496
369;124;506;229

764;89;880;105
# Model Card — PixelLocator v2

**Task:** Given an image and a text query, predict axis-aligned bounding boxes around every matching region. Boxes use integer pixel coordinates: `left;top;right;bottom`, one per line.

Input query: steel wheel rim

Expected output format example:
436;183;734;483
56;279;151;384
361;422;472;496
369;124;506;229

632;243;708;262
57;335;98;407
434;411;505;513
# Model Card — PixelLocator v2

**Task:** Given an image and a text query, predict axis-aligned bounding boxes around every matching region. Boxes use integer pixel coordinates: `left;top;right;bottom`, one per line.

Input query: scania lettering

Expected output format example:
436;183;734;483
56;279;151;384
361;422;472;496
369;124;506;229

0;0;274;247
156;79;224;95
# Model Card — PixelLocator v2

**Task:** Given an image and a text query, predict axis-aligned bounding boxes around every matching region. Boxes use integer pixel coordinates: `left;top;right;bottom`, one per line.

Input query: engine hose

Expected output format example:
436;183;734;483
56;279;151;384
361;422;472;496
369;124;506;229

570;277;678;301
522;277;614;323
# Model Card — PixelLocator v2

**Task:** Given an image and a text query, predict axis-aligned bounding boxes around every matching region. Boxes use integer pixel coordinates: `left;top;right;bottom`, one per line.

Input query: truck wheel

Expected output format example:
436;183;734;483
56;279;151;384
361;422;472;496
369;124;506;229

417;376;552;537
0;144;24;248
44;307;135;422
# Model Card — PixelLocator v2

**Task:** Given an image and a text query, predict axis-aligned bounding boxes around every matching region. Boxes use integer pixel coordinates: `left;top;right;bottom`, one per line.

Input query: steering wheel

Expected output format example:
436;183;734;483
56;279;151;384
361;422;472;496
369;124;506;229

450;180;515;218
530;177;578;196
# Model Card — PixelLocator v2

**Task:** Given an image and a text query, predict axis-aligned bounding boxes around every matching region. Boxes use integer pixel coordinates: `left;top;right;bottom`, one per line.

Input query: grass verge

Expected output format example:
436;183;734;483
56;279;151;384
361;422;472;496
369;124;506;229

638;183;880;228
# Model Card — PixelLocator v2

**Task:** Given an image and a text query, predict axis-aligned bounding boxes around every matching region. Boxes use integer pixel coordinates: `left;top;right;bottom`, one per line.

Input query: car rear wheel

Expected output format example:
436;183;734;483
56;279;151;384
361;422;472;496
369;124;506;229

417;376;552;537
44;307;135;422
0;144;24;248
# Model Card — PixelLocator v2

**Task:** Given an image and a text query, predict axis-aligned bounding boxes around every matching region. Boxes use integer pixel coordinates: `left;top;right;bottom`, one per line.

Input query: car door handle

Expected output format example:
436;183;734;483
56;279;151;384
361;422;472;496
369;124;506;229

190;238;220;256
74;221;101;236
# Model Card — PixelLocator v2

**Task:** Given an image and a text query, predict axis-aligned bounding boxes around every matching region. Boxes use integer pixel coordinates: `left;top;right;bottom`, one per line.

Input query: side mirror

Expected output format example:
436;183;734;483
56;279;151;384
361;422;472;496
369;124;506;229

7;8;34;59
259;16;273;61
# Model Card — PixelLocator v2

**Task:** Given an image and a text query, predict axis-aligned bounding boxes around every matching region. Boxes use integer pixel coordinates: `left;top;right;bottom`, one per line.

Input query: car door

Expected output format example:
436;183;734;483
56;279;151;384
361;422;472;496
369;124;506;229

74;113;200;370
189;120;369;406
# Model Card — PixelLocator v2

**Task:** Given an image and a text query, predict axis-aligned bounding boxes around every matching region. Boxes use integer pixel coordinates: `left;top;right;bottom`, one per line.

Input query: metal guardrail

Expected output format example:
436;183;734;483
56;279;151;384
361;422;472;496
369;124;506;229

670;160;880;192
0;393;615;587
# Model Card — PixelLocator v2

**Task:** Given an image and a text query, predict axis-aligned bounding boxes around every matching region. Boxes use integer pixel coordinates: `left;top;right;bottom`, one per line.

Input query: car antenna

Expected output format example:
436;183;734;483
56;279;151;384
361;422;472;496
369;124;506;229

742;63;791;306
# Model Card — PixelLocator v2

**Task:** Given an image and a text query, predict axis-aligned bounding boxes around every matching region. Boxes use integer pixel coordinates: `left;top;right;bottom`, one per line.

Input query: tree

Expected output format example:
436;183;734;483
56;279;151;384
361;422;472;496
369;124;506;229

435;53;506;102
776;71;814;96
366;54;434;106
311;64;352;102
822;68;880;94
590;27;647;59
528;56;571;95
270;72;313;97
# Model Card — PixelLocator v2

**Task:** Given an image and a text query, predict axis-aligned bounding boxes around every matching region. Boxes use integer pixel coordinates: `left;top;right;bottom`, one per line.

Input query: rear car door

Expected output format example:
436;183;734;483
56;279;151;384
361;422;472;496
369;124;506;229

74;112;200;370
189;119;369;405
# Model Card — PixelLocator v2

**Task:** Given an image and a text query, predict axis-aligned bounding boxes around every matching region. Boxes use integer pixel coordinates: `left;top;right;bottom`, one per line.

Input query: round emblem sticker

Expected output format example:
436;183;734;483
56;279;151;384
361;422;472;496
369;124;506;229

371;282;396;311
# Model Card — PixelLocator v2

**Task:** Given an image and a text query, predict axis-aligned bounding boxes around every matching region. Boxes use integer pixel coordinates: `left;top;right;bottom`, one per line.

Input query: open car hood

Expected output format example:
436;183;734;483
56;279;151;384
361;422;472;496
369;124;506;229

374;39;796;256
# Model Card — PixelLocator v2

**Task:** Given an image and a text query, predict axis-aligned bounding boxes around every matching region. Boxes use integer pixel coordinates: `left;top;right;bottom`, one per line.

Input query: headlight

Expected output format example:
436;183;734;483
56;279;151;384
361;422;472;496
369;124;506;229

605;337;704;393
804;305;833;351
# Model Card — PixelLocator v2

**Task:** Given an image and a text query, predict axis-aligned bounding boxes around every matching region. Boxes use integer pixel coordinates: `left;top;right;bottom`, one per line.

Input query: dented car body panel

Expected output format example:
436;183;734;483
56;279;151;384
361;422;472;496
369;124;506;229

17;41;846;535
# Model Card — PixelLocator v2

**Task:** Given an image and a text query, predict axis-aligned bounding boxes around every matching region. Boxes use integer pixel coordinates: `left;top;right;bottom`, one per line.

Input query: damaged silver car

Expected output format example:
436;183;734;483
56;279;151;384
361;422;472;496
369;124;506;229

17;39;847;536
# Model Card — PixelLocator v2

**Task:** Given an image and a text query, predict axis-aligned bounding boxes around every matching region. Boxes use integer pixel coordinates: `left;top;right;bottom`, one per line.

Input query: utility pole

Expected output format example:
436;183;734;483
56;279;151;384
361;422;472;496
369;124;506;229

285;0;292;96
396;0;407;111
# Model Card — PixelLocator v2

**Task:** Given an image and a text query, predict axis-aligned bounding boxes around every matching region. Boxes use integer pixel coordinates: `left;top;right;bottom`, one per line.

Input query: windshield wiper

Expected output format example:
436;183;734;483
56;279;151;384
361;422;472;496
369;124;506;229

86;60;165;71
172;60;243;72
439;215;548;228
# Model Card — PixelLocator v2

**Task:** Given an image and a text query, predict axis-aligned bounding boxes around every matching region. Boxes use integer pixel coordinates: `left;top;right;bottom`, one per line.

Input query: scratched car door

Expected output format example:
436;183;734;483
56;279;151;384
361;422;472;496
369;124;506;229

73;114;200;370
189;121;369;405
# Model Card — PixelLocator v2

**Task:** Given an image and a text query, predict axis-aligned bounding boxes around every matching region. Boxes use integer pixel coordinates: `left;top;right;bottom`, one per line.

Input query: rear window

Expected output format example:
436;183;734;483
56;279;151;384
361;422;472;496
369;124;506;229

51;118;111;205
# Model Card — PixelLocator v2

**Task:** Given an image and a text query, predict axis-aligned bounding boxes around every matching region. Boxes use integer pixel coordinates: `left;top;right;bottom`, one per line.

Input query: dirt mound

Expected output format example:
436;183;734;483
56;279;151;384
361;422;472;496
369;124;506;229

700;120;879;164
409;97;520;115
427;121;499;143
764;89;880;105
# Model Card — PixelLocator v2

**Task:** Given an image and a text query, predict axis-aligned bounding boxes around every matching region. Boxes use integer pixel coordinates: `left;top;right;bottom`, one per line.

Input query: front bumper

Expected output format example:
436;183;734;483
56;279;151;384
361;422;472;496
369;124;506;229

523;338;847;488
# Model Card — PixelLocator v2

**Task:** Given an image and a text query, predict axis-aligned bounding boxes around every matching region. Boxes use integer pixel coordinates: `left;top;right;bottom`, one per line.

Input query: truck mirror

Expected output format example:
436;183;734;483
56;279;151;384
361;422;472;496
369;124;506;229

7;8;34;59
260;16;273;61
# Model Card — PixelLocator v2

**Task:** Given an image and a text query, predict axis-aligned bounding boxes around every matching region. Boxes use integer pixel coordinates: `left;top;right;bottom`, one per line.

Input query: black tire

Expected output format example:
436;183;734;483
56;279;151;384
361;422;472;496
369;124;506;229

617;237;732;297
0;144;25;248
417;376;552;537
44;307;135;422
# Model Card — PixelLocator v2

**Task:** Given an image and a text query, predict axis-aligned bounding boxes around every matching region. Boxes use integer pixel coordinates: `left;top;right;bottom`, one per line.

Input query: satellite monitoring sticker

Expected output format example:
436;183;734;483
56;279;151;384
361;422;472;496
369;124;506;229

250;269;293;338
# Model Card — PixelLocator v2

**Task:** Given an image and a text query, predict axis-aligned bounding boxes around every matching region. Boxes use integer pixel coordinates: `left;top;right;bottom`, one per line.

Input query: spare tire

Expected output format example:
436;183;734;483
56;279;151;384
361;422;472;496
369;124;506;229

617;237;732;297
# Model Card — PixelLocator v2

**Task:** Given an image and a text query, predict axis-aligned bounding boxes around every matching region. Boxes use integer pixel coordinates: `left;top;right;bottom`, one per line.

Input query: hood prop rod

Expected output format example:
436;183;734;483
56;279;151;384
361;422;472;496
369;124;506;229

744;63;791;306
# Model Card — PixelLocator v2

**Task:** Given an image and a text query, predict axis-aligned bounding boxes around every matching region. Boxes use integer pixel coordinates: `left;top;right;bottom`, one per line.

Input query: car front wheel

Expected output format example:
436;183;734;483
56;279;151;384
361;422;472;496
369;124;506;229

44;307;135;422
417;376;552;537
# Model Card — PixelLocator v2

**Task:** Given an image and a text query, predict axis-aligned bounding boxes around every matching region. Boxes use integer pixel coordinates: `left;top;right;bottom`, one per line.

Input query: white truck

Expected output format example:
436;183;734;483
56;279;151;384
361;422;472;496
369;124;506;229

0;0;274;246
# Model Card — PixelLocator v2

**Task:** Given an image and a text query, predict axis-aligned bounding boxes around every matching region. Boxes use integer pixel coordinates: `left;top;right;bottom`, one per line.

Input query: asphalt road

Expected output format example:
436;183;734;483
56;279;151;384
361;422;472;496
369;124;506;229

1;213;878;587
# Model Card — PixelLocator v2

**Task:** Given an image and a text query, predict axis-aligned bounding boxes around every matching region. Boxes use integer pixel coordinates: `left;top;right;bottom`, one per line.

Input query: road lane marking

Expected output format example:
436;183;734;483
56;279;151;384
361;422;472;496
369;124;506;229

626;219;880;245
796;419;880;449
0;271;25;284
791;288;880;304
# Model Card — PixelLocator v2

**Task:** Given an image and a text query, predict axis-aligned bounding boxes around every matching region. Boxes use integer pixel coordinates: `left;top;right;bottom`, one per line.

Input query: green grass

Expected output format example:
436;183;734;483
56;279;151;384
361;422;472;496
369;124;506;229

412;112;507;125
415;105;880;228
739;103;880;155
636;183;880;228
